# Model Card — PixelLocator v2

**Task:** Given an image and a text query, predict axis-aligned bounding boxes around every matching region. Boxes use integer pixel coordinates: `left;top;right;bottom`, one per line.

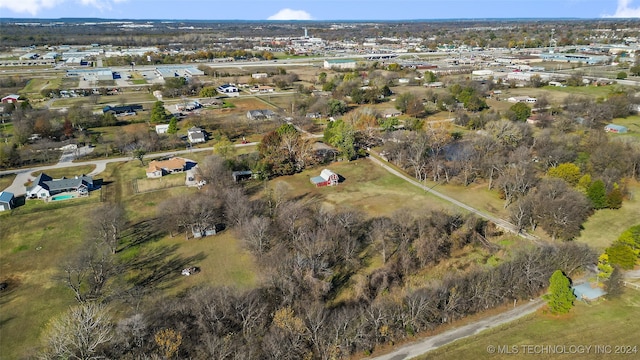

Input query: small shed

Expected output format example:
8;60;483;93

604;124;628;133
573;283;606;302
310;169;339;187
232;170;253;182
0;191;15;211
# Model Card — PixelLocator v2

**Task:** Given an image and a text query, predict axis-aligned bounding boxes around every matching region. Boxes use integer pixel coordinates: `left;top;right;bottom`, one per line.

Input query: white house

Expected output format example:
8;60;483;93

507;96;536;103
324;59;357;69
251;73;268;79
26;173;94;199
187;127;206;143
155;124;170;134
217;84;239;97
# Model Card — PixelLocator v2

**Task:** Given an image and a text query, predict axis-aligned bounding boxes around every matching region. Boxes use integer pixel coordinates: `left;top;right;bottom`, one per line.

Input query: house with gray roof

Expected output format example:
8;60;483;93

26;173;94;199
0;191;15;211
247;109;276;120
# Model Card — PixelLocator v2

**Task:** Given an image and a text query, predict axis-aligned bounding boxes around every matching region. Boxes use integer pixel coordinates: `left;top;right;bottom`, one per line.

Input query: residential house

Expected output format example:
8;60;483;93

249;85;275;93
507;96;536;103
155;124;170;134
102;104;143;116
217;84;239;97
310;169;339;187
247;109;276;120
26;173;94;199
0;191;15;211
251;73;269;79
146;157;188;178
187;127;206;143
1;94;20;103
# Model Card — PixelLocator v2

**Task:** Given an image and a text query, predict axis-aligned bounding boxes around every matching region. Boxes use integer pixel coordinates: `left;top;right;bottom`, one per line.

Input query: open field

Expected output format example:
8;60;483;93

50;92;156;108
420;290;640;360
21;77;62;98
576;180;640;250
0;173;16;191
0;200;96;358
606;115;640;139
135;173;186;193
270;158;457;217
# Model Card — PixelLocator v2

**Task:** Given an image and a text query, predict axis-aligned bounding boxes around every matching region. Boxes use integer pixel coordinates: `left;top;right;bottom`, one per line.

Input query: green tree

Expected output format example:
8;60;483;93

587;179;607;209
164;76;187;89
606;242;637;269
324;119;356;160
605;266;625;298
167;117;178;134
606;185;623;209
630;63;640;76
214;135;236;160
150;101;168;124
618;224;640;256
318;72;327;84
327;99;347;116
597;253;613;283
547;163;581;186
199;86;218;98
543;270;576;315
509;102;532;122
617;71;628;80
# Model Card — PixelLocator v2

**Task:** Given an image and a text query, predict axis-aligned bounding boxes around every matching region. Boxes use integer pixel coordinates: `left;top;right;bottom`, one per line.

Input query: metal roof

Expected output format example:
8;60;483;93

0;191;14;203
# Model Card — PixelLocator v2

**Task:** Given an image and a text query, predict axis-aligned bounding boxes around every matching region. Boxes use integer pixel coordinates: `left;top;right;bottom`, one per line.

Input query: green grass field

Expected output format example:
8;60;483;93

270;158;457;217
0;201;95;358
420;290;640;360
576;181;640;250
0;173;16;191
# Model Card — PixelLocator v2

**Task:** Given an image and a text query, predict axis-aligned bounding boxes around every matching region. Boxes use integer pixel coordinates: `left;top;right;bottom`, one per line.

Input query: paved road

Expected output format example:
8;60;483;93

367;155;540;243
0;142;258;196
365;299;544;360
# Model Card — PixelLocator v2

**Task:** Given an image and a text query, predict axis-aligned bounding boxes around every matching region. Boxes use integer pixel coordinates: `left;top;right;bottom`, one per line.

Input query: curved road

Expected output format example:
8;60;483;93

365;300;544;360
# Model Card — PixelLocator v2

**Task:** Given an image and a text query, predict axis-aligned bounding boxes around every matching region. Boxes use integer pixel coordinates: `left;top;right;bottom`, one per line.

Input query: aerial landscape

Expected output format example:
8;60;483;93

2;0;640;359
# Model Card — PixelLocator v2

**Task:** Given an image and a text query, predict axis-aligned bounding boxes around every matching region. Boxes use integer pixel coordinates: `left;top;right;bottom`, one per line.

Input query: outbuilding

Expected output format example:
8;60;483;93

310;169;339;187
0;191;15;211
604;124;628;133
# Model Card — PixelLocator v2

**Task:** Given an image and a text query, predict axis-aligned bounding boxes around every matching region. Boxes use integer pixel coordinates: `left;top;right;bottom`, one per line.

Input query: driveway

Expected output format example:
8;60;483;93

365;299;544;360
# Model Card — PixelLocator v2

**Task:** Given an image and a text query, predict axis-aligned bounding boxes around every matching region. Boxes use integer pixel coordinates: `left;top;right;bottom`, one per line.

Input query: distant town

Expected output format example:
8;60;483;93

1;18;640;360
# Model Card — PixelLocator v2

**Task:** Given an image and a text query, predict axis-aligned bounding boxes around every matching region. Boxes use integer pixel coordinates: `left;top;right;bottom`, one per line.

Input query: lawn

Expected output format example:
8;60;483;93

576;180;640;250
269;158;457;217
135;173;186;193
420;290;640;360
0;201;95;358
0;173;16;191
20;77;62;97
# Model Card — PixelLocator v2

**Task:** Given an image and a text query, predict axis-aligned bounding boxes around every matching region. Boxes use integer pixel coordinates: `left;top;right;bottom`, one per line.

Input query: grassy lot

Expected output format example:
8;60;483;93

135;173;186;193
0;173;16;191
420;290;640;360
0;200;96;358
50;92;155;108
21;77;62;97
30;165;96;179
543;84;617;98
270;158;457;217
576;180;640;250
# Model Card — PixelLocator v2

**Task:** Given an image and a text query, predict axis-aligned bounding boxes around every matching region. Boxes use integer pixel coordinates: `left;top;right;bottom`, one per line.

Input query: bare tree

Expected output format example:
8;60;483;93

41;302;113;360
87;203;127;254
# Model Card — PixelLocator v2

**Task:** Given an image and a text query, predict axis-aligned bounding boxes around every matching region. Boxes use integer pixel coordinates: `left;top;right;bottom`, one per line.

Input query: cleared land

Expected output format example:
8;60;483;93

419;290;640;360
576;180;640;250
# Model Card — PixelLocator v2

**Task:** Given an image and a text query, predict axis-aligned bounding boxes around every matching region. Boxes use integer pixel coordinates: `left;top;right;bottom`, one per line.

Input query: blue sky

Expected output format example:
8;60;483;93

0;0;638;20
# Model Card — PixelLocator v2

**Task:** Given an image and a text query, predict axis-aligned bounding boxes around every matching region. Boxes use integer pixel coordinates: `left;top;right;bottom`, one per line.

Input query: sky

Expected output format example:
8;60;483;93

0;0;640;20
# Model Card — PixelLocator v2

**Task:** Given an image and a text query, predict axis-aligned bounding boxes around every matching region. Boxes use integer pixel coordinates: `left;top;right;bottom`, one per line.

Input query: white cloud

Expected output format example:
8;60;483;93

0;0;63;15
267;8;313;21
0;0;127;15
605;0;640;18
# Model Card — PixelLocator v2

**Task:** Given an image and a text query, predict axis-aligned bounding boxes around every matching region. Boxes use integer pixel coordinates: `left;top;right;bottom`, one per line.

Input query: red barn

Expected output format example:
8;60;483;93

310;169;339;187
1;94;20;103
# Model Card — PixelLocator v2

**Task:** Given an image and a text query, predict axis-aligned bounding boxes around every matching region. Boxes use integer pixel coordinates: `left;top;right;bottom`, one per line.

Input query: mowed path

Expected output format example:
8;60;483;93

366;155;540;243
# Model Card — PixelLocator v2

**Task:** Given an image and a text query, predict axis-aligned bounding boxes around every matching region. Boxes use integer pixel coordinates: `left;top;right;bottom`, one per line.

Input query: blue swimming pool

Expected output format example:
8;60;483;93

51;194;74;201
